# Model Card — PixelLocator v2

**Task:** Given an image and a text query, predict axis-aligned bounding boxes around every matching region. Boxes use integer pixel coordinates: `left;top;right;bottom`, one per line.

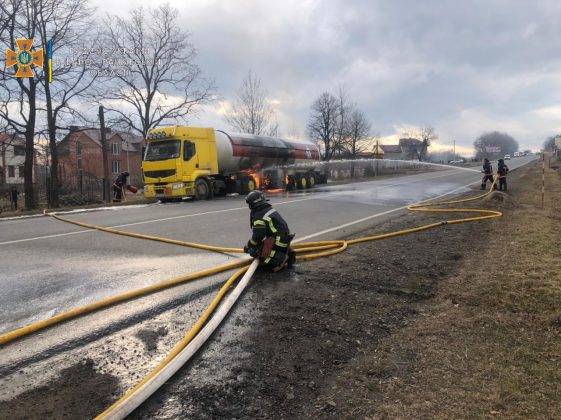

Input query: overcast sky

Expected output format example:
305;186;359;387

91;0;561;154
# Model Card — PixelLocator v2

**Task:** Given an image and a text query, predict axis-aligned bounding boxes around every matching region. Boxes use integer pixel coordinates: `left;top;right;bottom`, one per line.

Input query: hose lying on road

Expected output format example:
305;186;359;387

1;178;502;419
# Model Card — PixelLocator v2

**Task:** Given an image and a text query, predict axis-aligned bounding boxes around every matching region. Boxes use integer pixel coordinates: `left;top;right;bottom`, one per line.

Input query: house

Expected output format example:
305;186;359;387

398;138;423;160
0;134;28;185
380;145;403;160
356;144;404;160
57;127;145;189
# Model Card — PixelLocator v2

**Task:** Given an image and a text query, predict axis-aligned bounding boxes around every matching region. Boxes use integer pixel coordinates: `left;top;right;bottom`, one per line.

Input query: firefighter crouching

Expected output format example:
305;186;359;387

480;158;495;190
497;158;509;191
244;190;296;272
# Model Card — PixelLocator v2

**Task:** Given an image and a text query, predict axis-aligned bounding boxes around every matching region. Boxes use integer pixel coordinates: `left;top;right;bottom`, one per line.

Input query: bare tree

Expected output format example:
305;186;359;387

307;92;339;160
0;0;41;209
225;70;279;136
419;125;437;161
345;108;371;177
102;5;214;137
333;87;352;158
473;131;518;160
543;135;557;151
36;0;97;207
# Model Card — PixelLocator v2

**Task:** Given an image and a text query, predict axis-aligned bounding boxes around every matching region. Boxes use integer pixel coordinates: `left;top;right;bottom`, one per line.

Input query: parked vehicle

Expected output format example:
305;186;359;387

142;126;326;200
504;154;511;160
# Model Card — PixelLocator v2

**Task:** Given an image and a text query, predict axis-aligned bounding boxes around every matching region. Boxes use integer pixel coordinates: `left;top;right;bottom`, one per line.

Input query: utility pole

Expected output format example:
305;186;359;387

98;106;111;203
453;139;456;161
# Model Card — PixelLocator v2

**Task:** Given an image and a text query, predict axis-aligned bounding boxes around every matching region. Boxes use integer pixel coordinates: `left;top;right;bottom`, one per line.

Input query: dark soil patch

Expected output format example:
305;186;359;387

0;358;120;420
136;326;169;352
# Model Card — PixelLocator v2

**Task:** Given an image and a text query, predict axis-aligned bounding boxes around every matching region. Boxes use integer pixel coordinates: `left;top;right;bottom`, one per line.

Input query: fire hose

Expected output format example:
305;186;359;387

0;178;502;419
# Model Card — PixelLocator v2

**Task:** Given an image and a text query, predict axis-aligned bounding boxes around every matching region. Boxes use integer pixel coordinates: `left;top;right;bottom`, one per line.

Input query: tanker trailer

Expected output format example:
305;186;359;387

142;126;325;200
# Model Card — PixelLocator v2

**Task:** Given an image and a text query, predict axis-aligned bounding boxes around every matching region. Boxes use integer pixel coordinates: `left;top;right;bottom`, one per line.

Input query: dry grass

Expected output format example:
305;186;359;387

334;160;561;418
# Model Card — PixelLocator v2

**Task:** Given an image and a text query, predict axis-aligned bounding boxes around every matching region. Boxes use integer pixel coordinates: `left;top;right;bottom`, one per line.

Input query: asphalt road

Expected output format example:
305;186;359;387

0;156;535;335
0;156;538;413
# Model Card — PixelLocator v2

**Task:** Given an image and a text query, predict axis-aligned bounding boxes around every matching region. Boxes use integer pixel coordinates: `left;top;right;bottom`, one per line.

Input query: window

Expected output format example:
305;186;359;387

13;146;25;156
144;140;180;161
18;166;24;178
77;157;82;169
76;142;82;157
112;142;120;155
183;141;196;161
8;166;15;177
112;160;120;174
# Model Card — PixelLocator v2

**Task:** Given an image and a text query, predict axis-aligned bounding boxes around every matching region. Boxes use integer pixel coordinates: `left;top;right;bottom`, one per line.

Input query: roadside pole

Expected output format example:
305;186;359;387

98;106;111;203
541;152;546;208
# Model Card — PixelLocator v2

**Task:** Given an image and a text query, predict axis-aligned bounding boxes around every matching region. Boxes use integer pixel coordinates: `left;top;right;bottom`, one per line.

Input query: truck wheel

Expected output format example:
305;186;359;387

195;178;210;200
307;174;315;188
285;175;296;191
296;174;307;189
242;176;257;194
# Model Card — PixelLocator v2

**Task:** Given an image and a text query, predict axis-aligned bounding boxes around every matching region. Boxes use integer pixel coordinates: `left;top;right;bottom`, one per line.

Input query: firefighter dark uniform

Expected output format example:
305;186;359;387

480;159;494;190
497;159;509;191
244;190;295;271
113;171;129;202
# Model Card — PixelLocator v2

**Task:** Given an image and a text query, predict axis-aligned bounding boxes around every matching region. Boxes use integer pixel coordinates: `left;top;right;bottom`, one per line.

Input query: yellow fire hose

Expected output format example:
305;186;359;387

1;176;502;418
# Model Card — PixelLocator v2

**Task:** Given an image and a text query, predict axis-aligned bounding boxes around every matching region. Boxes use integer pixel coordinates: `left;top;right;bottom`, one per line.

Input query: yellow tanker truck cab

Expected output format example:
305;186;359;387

142;126;218;199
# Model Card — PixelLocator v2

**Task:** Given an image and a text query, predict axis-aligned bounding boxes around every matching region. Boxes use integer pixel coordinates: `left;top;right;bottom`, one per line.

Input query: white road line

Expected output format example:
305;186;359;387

294;181;479;243
294;157;537;243
110;171;461;229
0;170;477;246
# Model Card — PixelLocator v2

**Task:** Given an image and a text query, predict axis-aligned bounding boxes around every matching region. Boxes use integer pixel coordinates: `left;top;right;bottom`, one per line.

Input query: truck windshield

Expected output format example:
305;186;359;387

144;140;180;161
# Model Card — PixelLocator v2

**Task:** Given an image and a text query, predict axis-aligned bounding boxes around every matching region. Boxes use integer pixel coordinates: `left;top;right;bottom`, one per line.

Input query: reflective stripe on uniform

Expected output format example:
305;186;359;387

263;209;277;233
275;238;288;247
264;249;276;264
253;219;266;227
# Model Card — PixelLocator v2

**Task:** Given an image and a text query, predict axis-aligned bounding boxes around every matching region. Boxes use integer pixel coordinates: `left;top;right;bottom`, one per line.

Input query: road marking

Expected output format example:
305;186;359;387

295;181;479;243
109;171;461;228
0;168;500;246
295;157;537;243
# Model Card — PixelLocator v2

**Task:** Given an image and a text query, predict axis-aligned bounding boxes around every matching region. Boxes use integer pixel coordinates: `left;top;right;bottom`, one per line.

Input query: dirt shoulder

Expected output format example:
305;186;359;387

137;159;561;418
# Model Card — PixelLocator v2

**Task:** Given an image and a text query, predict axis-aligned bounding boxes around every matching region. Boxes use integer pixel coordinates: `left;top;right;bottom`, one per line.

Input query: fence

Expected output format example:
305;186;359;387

275;158;446;182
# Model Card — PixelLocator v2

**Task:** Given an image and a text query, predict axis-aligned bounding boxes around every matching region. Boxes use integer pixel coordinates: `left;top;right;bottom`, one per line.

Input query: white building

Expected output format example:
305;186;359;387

0;134;27;185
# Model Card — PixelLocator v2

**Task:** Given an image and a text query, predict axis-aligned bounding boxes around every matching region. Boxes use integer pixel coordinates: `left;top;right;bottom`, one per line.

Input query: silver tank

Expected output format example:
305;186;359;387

214;130;320;174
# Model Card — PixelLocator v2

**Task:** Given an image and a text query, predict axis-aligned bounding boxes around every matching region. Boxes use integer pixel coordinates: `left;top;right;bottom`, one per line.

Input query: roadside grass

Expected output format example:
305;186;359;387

333;160;561;418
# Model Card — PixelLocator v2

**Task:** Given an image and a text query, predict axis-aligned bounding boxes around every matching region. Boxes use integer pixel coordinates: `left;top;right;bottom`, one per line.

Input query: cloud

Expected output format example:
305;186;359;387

89;0;561;152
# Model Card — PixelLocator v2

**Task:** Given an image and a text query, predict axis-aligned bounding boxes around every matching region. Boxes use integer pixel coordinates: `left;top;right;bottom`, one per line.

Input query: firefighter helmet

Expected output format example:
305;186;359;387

246;190;268;209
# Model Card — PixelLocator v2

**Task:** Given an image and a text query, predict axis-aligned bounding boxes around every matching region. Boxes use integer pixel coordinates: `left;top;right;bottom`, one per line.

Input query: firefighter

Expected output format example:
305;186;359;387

113;171;129;202
497;158;509;191
480;158;495;190
243;190;296;272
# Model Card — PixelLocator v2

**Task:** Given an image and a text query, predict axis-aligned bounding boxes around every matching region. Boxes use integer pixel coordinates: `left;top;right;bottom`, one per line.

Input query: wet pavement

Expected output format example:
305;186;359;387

0;157;536;418
0;157;534;334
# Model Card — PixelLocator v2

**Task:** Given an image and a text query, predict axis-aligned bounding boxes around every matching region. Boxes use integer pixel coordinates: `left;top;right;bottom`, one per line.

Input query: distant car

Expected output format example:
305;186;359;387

504;154;511;160
448;159;464;164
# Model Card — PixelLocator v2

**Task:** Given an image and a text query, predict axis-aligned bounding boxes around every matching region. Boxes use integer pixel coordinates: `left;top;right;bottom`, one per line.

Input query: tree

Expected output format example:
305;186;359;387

332;87;352;158
419;125;437;161
307;92;339;160
344;108;371;177
36;0;97;207
473;131;518;160
543;136;557;151
225;70;279;136
0;0;41;209
102;5;214;137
